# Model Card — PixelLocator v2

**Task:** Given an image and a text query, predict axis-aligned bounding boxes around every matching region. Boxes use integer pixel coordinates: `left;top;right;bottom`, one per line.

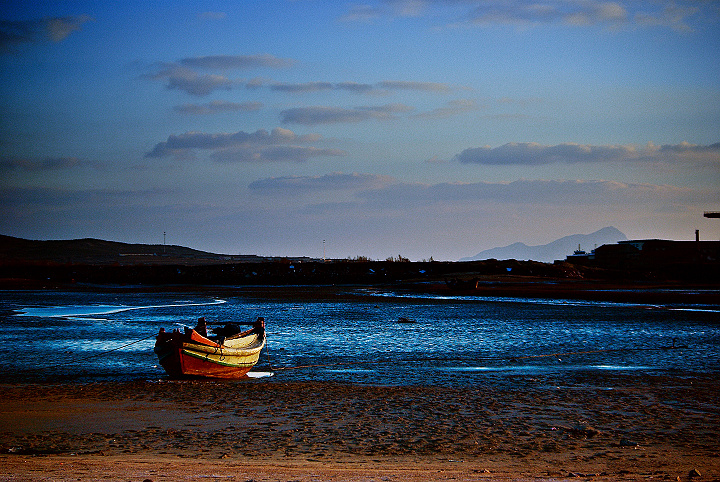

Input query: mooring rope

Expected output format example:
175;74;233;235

19;332;158;373
263;334;274;371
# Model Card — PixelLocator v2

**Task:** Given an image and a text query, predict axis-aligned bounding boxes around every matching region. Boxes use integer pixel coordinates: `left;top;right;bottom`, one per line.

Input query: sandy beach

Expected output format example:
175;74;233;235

1;370;718;481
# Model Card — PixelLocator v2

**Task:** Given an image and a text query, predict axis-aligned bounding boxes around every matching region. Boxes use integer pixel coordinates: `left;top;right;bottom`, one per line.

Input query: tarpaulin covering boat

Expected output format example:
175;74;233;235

154;318;265;379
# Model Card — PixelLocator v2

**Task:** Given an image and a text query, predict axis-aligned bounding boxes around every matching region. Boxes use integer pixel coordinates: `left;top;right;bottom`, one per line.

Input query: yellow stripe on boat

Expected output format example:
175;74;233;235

181;348;261;368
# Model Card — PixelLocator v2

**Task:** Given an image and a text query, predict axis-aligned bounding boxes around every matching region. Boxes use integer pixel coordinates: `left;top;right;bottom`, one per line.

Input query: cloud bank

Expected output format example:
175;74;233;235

8;177;711;229
356;179;714;207
4;175;715;261
145;127;346;162
145;54;295;96
455;142;720;165
144;56;459;97
342;0;711;32
241;172;716;211
0;15;93;52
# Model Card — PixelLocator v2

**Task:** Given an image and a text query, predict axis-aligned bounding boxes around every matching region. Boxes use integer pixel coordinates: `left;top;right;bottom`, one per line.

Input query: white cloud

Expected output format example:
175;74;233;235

454;141;720;166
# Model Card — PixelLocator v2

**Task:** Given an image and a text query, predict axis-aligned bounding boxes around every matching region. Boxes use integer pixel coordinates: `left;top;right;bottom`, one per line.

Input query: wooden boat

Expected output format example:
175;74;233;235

154;318;265;379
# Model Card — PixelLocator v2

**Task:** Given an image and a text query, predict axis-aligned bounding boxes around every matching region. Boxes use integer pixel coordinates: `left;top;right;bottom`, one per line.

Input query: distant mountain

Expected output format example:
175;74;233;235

460;227;627;263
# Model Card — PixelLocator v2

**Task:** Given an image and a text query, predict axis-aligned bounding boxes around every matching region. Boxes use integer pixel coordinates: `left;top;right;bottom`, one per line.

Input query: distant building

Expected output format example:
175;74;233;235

565;245;595;263
564;238;720;272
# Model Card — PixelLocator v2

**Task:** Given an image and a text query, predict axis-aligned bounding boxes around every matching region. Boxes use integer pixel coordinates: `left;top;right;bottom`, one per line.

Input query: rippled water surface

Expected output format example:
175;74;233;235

1;289;718;387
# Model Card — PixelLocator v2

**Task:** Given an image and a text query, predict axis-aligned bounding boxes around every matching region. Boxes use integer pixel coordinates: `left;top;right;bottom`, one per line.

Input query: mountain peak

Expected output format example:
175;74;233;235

460;227;627;263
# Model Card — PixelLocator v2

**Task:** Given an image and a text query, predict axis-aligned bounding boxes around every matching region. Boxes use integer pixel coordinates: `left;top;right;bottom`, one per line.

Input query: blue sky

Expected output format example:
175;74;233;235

1;0;719;260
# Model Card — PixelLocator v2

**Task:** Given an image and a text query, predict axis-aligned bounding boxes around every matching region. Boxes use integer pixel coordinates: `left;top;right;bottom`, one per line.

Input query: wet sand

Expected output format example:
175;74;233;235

1;371;718;481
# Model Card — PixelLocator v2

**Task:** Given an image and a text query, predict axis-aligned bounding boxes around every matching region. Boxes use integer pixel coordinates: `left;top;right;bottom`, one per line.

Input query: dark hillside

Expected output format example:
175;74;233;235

0;235;262;266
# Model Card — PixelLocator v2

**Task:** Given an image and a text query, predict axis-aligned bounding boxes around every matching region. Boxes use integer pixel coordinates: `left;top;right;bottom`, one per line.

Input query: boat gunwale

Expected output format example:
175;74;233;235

180;338;264;356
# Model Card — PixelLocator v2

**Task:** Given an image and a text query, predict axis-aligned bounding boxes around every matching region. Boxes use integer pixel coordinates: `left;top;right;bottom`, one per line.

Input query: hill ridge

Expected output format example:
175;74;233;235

0;234;246;265
460;227;627;263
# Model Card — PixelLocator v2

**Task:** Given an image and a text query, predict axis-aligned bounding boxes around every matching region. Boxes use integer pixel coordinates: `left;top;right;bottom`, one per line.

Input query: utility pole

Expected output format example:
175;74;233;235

323;239;326;262
163;232;166;254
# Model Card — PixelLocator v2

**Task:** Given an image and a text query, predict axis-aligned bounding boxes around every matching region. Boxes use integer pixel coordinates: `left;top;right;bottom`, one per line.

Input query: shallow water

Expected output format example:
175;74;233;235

1;289;718;387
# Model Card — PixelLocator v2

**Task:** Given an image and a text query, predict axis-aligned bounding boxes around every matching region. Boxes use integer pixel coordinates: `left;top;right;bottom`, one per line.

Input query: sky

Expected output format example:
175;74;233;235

1;0;719;261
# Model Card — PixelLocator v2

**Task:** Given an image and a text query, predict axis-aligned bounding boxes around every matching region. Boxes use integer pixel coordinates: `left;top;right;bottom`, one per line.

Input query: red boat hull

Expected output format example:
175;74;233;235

154;328;264;379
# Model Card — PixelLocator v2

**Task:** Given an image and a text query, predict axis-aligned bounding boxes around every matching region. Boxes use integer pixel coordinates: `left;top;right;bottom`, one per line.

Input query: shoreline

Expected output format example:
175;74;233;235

2;374;718;481
2;278;720;306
